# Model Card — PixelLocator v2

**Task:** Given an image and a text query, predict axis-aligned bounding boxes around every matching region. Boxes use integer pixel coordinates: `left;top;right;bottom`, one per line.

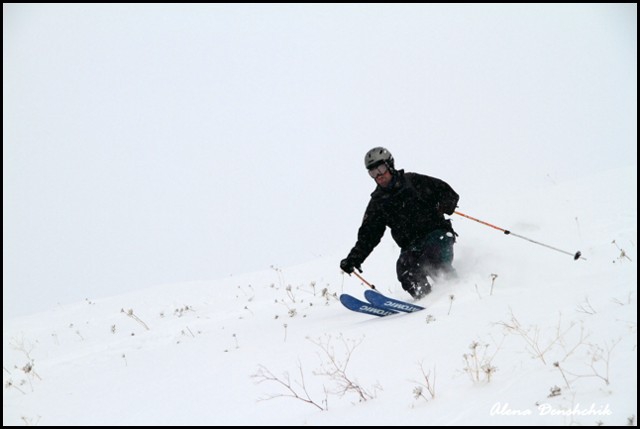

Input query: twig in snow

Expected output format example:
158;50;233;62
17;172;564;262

447;295;455;315
412;362;436;401
121;308;150;330
490;274;498;296
252;362;326;411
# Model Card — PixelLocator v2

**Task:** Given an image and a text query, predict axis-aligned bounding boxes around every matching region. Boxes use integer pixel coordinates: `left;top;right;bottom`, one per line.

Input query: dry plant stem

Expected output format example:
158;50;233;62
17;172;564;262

121;309;150;330
309;335;376;402
490;274;498;296
498;311;575;365
252;363;326;411
555;339;621;387
416;362;436;400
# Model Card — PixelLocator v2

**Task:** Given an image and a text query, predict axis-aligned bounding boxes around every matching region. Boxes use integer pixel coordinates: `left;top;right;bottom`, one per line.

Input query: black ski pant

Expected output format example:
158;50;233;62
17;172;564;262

396;229;456;293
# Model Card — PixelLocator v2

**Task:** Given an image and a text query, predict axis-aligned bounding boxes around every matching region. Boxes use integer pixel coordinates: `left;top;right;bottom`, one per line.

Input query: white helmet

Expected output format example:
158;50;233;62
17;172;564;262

364;147;394;170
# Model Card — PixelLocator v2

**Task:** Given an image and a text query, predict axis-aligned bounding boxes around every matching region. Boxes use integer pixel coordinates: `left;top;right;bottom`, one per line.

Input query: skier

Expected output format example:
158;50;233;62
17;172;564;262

340;147;460;300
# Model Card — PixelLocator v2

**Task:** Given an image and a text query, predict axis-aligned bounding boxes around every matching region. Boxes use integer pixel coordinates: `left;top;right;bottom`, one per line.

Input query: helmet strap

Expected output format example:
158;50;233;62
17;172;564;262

386;161;397;175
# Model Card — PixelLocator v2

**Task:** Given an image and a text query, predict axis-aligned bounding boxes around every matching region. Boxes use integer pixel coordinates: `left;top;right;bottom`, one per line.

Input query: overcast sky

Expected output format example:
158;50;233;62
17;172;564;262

3;4;637;318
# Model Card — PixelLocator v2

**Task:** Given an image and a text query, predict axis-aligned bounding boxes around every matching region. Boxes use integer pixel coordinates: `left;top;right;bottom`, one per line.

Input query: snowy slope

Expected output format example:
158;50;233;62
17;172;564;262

3;166;637;426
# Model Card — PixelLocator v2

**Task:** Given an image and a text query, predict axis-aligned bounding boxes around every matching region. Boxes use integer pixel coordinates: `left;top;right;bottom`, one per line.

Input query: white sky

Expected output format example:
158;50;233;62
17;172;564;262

3;4;637;319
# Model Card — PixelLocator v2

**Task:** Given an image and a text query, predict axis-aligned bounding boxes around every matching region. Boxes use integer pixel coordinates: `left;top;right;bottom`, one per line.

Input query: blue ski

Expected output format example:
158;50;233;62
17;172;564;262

364;289;425;313
339;294;399;317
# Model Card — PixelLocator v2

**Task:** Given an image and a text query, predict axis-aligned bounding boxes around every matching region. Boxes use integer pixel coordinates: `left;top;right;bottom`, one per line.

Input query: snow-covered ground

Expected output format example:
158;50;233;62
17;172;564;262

3;165;636;425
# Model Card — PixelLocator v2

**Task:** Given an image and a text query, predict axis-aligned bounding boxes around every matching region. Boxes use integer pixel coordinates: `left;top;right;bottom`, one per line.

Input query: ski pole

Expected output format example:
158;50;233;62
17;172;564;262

453;210;584;261
349;269;377;290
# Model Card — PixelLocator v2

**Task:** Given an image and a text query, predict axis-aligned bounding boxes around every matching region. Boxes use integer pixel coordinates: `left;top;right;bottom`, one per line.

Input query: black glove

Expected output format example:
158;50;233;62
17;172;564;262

340;257;362;274
436;201;456;216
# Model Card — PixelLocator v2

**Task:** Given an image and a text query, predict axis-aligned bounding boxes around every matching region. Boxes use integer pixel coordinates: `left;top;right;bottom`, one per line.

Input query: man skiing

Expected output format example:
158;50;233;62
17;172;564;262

340;147;460;300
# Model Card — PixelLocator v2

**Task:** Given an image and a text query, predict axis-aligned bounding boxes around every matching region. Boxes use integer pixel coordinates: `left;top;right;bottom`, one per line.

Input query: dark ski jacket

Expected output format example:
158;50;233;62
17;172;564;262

346;170;459;265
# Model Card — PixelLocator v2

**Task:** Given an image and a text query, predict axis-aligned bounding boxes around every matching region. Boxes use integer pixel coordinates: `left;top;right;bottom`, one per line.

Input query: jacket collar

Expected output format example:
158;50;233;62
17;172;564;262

371;169;405;198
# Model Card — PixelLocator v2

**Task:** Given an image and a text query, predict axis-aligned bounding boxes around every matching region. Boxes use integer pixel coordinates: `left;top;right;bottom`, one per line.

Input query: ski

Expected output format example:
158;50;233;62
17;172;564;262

364;289;425;313
339;293;399;317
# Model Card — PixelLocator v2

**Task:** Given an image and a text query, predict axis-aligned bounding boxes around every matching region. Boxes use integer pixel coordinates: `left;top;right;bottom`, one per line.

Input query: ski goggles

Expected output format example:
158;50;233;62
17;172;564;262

368;163;389;178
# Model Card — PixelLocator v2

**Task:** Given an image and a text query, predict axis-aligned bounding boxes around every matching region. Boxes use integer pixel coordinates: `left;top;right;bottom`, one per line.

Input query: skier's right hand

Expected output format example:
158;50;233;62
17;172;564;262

340;257;361;274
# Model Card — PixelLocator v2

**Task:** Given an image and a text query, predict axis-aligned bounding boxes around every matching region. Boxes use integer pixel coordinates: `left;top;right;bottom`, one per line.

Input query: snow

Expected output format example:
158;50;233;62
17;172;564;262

3;166;636;425
4;4;636;425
